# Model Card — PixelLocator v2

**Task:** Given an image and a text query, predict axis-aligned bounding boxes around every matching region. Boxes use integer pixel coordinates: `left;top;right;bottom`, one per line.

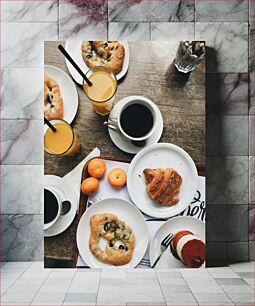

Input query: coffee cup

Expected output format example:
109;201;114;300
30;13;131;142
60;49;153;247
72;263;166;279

44;188;71;230
106;96;157;144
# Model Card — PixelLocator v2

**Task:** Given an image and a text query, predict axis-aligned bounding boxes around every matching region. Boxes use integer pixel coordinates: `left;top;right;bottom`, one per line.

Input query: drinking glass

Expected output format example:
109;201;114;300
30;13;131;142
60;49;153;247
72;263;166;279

44;119;80;156
83;67;117;116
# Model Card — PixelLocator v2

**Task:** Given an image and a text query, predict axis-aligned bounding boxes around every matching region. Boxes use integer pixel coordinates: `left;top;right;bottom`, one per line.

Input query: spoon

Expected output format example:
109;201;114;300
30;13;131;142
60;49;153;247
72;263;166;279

61;201;71;215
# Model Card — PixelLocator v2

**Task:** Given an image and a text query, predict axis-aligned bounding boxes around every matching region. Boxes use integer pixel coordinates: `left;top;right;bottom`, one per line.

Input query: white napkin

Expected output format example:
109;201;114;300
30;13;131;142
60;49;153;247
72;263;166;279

63;148;101;210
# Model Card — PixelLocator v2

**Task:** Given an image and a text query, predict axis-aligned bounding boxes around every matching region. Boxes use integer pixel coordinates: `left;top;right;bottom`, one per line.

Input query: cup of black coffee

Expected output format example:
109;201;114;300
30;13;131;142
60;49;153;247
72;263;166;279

109;97;157;142
44;188;61;230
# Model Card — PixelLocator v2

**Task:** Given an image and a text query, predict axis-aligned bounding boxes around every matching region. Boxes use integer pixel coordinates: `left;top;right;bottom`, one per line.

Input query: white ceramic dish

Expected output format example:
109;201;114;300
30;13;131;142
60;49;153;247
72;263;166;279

44;175;78;237
127;143;198;218
64;41;130;84
76;198;149;268
44;65;78;124
150;216;205;269
108;96;163;154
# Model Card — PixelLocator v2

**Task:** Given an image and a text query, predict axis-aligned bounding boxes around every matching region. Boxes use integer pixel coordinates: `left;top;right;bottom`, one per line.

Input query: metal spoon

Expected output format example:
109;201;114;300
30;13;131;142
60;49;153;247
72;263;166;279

61;201;71;215
103;121;118;131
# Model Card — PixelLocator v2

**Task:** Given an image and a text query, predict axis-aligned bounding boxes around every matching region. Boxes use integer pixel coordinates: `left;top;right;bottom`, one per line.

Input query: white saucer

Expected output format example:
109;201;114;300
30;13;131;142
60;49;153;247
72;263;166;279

44;175;78;237
150;216;205;269
108;96;163;154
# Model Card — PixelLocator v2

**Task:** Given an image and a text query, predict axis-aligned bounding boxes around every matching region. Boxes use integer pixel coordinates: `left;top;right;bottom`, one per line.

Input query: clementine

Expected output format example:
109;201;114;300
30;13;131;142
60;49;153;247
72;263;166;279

108;168;127;188
88;158;106;179
81;177;99;195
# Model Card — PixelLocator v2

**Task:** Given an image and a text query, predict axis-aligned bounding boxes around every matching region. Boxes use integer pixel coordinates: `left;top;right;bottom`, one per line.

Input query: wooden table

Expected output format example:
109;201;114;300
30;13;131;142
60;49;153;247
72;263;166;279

44;41;205;266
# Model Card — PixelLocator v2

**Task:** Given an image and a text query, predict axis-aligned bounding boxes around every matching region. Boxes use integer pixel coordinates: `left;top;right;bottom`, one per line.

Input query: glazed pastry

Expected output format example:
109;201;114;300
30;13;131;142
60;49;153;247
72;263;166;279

81;41;125;74
44;75;64;120
143;168;182;205
89;213;135;266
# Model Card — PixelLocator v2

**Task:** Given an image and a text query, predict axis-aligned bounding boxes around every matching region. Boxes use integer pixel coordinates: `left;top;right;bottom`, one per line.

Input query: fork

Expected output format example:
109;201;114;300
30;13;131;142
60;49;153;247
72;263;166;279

151;233;173;268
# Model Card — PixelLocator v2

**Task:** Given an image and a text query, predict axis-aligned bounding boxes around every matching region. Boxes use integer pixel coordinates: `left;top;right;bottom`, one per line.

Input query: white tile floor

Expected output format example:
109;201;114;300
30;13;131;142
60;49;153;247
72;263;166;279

0;262;254;305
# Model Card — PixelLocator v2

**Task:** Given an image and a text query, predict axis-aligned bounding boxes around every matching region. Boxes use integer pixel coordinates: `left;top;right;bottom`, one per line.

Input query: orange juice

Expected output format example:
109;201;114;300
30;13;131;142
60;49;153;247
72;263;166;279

44;120;80;156
83;68;117;115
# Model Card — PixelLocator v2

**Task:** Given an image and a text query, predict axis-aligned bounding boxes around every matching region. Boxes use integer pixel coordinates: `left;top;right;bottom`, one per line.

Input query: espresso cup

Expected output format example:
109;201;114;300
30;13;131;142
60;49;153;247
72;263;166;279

44;188;62;230
108;96;157;143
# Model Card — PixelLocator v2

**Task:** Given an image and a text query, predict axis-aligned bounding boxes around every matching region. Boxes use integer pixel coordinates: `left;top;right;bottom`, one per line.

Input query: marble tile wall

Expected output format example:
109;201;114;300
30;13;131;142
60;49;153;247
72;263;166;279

0;0;254;265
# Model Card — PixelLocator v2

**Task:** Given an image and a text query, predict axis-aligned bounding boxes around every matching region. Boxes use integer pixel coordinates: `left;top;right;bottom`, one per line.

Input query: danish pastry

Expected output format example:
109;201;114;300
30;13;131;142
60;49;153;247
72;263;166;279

44;75;64;120
143;168;182;206
81;41;125;74
89;213;135;266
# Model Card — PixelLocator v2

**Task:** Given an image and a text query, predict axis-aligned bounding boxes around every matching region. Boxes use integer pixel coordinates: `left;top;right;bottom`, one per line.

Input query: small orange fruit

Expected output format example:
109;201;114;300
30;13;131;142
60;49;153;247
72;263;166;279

108;168;127;188
88;158;106;179
81;177;99;195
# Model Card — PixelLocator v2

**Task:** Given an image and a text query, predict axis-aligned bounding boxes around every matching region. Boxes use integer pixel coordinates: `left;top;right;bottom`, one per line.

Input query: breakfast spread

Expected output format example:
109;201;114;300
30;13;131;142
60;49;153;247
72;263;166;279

89;213;135;265
170;230;205;268
81;41;125;74
108;168;127;188
143;168;182;205
44;75;64;120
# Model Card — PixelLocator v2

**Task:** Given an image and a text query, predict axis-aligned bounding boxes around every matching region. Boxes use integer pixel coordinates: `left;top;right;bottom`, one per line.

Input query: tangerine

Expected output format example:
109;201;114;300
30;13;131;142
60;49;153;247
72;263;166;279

81;177;99;195
108;168;127;188
88;158;106;179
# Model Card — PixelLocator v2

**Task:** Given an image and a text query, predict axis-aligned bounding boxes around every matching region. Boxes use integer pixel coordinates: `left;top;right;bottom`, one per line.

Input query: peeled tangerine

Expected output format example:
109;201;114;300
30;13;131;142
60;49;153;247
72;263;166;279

81;177;99;195
108;168;127;188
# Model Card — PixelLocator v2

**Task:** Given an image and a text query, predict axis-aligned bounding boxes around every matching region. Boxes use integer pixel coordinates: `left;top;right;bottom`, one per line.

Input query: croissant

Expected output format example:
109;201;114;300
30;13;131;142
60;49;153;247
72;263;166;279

143;168;182;206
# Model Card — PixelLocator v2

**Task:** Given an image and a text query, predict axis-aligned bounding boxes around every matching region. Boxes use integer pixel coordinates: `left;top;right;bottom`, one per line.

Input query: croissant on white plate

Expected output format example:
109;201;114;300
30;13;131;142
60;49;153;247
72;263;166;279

143;168;182;206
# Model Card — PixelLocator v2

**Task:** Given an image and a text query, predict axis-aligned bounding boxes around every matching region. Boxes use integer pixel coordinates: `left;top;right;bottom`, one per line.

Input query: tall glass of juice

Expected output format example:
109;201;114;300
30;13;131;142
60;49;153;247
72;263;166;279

44;119;80;156
83;67;117;116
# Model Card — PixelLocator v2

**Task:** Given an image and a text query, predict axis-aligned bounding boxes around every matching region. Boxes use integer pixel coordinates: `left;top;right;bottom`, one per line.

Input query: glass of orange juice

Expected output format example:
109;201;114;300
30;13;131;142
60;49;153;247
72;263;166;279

44;119;80;156
83;67;117;116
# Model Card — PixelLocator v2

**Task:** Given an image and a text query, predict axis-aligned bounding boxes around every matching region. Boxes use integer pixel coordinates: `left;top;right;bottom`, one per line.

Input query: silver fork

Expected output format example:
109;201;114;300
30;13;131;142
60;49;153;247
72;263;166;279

151;233;173;268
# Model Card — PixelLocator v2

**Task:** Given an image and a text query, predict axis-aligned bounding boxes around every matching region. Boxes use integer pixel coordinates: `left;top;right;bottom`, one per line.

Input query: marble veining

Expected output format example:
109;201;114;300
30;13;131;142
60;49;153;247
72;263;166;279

1;22;58;68
206;73;249;116
59;0;107;40
249;116;254;155
227;242;249;262
151;22;195;40
1;215;43;261
1;68;43;119
249;156;254;205
207;156;249;204
196;0;248;22
1;120;43;165
108;22;150;40
207;116;248;156
206;204;249;241
1;165;43;214
2;0;58;22
108;0;195;22
195;22;248;73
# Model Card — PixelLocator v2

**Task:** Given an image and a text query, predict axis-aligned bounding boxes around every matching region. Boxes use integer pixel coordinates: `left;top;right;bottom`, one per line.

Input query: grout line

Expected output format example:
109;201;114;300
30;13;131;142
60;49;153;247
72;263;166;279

154;270;168;306
1;262;33;296
29;266;55;305
61;268;77;304
95;268;102;305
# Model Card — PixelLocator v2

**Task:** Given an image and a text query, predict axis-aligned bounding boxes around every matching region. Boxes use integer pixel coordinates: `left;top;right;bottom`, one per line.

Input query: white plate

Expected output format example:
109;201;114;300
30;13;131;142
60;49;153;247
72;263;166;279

150;216;205;269
44;65;78;124
76;198;149;268
108;96;163;154
64;41;130;84
44;175;78;237
127;143;198;218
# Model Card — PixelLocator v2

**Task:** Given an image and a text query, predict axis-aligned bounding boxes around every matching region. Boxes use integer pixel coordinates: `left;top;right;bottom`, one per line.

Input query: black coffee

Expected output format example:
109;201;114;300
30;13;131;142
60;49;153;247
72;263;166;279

44;189;59;224
120;104;153;138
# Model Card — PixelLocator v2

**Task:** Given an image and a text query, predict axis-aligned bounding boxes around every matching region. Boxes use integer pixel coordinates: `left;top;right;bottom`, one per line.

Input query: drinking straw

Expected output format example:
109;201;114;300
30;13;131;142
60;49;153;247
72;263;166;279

44;117;56;132
58;45;92;86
